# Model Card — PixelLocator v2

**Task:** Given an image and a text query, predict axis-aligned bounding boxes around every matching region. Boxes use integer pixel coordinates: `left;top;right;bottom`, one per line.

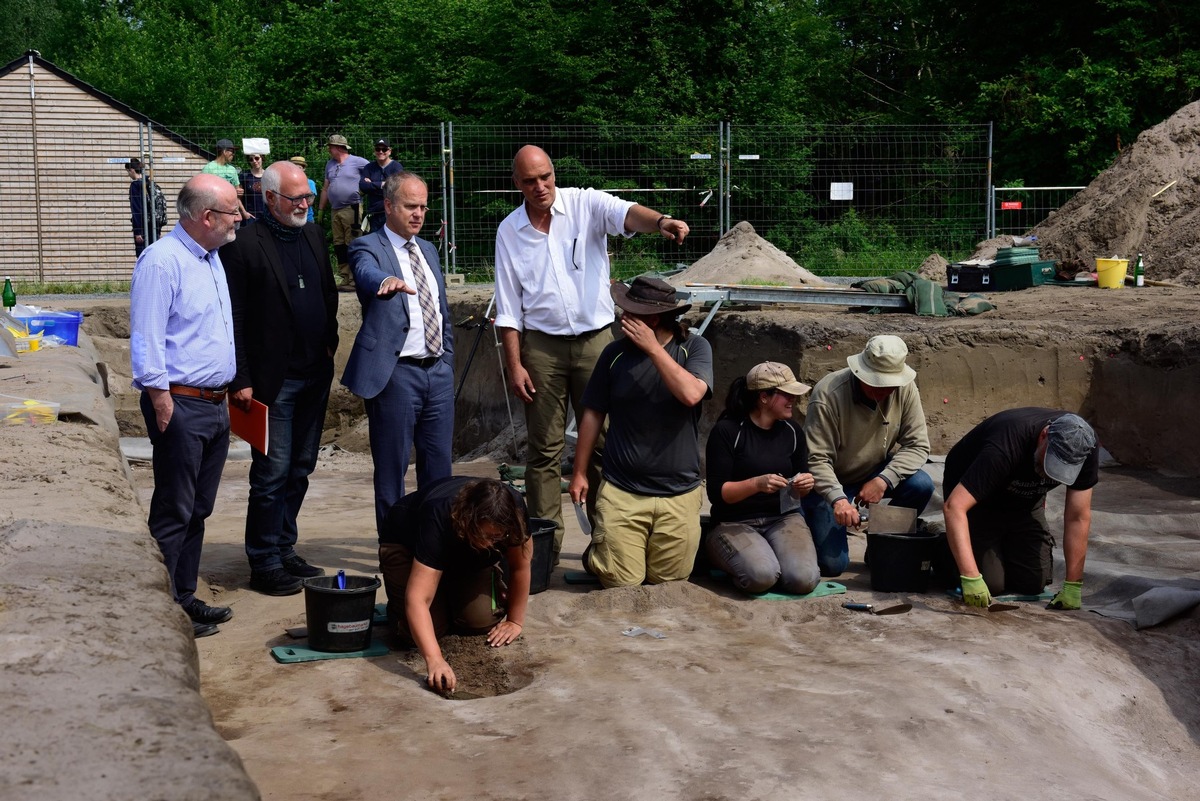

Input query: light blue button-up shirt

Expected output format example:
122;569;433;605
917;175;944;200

129;222;237;391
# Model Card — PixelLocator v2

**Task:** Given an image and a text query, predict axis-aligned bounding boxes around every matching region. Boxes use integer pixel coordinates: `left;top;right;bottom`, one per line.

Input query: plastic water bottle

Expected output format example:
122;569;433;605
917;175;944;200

1134;253;1145;287
1012;235;1039;246
2;277;14;312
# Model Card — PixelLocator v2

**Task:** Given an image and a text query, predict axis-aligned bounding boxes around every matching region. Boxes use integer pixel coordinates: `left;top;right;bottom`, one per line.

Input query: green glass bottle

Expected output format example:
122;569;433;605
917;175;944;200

1134;253;1145;287
2;276;15;312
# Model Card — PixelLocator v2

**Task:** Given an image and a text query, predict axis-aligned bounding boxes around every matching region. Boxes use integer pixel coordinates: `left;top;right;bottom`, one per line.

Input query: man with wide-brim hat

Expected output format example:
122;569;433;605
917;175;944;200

802;334;934;577
568;276;713;589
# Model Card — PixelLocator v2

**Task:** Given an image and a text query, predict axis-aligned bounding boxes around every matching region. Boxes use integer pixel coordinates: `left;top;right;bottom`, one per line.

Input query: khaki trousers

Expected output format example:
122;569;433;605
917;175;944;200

520;327;612;554
588;481;703;588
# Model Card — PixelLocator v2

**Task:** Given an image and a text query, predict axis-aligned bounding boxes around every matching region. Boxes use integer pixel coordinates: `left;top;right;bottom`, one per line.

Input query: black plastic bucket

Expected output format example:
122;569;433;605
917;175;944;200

866;531;938;592
527;518;556;594
303;574;381;652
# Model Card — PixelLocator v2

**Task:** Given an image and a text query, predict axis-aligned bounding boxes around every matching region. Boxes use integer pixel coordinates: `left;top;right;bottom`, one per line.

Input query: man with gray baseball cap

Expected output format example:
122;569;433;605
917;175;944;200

941;408;1100;609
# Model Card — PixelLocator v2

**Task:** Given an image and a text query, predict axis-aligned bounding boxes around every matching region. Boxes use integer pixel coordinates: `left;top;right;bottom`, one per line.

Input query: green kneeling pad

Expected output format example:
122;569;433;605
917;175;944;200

750;580;847;601
271;641;390;663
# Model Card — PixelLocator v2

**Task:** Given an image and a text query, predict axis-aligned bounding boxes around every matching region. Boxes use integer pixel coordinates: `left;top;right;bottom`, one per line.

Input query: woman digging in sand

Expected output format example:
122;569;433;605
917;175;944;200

378;477;532;693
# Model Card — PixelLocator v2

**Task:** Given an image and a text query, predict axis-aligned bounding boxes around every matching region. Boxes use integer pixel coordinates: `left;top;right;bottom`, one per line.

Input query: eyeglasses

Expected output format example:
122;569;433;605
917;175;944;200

249;155;263;161
375;147;389;152
271;190;317;206
206;208;241;218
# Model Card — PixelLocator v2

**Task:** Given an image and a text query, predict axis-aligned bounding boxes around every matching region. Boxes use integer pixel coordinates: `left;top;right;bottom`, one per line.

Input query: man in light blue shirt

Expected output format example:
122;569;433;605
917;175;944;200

130;173;240;638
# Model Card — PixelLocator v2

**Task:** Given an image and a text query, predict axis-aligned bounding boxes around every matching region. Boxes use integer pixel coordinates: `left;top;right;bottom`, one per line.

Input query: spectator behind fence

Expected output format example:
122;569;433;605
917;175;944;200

238;152;267;222
317;134;370;290
125;158;166;257
201;138;251;222
289;156;318;223
359;138;404;234
129;173;239;638
494;145;691;562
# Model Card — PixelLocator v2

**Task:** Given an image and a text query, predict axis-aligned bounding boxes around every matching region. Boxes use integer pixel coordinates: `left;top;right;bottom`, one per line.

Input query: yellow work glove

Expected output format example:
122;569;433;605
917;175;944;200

1047;580;1083;610
960;574;992;608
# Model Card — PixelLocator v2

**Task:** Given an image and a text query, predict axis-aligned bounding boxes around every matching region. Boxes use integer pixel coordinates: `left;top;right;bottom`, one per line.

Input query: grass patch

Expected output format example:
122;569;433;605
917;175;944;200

10;280;131;295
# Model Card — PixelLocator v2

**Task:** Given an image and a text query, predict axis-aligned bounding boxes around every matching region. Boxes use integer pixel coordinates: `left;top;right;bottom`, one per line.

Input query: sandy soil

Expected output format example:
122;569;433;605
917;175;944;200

130;447;1200;801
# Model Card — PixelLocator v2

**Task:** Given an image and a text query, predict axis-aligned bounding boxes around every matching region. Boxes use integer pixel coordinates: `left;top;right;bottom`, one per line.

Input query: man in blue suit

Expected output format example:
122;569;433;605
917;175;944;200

342;172;455;532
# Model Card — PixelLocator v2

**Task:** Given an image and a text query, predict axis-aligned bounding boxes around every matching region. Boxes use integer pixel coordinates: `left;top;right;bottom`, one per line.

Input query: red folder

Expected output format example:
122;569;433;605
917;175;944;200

230;399;269;455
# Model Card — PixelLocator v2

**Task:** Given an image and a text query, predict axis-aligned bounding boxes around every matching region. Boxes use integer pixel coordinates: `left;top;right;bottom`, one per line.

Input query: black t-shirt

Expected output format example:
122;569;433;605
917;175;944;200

379;476;528;572
240;170;265;217
582;334;713;496
944;407;1100;512
706;417;808;521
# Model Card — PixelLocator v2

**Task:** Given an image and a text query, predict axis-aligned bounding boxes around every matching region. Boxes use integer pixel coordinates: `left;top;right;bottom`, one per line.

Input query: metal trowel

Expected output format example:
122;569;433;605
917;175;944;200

843;601;912;616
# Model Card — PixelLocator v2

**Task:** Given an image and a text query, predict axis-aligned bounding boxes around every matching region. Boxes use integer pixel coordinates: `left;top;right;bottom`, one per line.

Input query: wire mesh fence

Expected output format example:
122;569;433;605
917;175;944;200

2;120;999;286
989;186;1086;239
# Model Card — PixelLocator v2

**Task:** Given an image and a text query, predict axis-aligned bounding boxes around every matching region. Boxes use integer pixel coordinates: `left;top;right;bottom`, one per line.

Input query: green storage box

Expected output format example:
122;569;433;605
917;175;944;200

947;260;1056;292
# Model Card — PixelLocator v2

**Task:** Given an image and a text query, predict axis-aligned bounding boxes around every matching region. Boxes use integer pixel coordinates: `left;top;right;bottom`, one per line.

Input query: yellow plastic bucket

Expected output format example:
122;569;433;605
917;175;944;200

1096;258;1128;289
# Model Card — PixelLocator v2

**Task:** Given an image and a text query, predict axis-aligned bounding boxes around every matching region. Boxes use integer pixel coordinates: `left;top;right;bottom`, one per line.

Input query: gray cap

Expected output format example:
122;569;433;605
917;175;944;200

1044;414;1097;485
216;138;235;150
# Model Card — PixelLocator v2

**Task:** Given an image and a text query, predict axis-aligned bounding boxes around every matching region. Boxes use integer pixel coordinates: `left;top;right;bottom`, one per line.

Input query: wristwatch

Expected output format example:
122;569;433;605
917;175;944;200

655;214;673;230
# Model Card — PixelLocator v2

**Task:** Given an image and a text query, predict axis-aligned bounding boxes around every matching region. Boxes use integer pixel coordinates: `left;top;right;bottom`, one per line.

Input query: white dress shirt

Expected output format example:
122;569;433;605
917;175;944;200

493;186;635;336
383;227;443;358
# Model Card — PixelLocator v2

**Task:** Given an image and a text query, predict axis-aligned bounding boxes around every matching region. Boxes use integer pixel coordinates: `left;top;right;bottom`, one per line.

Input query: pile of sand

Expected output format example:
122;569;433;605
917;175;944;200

667;221;833;287
1014;100;1200;286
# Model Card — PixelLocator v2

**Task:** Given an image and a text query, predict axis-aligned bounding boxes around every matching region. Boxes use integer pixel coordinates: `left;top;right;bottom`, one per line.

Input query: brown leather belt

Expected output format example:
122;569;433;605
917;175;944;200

168;384;228;403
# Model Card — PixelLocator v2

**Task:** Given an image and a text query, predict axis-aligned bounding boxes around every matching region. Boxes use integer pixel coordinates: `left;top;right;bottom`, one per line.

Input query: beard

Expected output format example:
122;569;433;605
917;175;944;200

280;206;308;228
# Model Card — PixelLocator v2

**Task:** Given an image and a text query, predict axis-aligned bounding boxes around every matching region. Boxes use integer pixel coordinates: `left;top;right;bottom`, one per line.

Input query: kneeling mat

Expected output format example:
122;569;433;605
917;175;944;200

271;641;389;663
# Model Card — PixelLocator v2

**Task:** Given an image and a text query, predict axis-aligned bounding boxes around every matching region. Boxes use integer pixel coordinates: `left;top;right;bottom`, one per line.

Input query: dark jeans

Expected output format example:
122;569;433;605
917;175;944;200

140;391;230;605
244;373;331;571
803;467;934;576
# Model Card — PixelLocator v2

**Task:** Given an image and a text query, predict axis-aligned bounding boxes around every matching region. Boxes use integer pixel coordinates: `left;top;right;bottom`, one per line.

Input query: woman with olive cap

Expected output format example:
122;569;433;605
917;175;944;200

705;362;821;595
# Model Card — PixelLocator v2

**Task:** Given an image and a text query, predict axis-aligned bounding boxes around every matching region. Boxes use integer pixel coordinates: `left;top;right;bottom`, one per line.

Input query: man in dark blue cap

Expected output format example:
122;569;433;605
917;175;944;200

940;408;1100;609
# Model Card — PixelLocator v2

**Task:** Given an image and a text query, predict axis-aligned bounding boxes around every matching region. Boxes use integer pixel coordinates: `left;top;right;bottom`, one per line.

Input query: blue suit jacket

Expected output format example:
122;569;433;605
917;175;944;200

341;228;455;399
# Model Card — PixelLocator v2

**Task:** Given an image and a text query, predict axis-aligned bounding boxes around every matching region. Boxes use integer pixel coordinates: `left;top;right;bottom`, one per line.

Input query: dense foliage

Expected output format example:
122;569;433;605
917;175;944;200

6;0;1199;185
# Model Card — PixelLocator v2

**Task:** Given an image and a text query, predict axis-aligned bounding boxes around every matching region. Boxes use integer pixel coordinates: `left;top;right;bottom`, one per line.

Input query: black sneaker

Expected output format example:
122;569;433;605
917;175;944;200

184;598;233;625
250;567;304;596
193;621;219;638
282;554;326;578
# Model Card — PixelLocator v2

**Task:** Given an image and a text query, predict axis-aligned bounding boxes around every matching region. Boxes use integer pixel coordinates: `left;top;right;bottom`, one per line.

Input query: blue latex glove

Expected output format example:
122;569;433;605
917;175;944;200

960;574;992;608
1047;580;1083;610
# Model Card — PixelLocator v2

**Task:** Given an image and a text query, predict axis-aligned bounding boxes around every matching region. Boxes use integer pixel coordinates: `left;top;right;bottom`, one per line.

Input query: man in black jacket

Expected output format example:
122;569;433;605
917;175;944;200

220;160;339;596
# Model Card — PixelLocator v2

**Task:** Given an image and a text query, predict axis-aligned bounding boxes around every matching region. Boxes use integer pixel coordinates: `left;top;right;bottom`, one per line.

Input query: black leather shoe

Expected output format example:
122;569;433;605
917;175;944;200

193;621;219;638
282;554;326;578
250;567;304;596
184;598;233;625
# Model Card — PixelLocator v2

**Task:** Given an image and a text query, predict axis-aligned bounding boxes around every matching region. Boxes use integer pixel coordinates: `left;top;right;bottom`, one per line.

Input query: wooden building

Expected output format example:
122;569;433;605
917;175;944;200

0;51;211;283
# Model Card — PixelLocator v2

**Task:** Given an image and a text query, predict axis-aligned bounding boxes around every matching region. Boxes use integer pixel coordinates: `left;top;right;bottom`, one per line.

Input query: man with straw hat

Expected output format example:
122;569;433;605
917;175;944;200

803;334;934;577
